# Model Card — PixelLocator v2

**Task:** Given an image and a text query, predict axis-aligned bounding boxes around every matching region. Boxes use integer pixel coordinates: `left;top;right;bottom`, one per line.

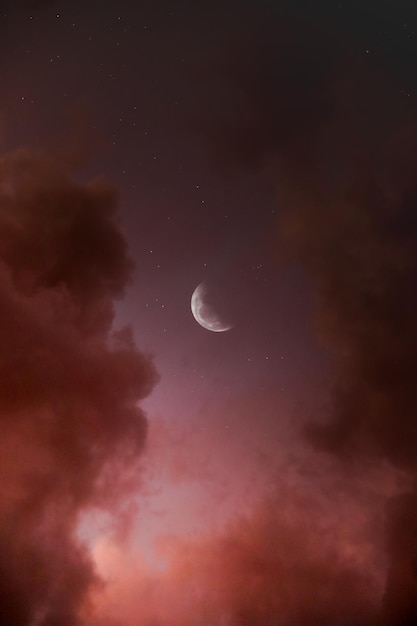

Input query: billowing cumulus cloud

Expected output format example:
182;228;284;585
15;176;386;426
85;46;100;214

0;149;157;625
91;445;394;626
185;9;417;625
2;5;417;626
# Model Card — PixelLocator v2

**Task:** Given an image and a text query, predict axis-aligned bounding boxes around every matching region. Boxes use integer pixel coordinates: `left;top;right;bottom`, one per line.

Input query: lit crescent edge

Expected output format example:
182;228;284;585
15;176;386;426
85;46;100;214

191;283;233;333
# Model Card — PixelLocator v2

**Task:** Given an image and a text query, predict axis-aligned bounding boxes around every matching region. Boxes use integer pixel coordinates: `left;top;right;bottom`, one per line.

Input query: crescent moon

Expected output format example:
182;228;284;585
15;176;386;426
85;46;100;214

191;283;233;333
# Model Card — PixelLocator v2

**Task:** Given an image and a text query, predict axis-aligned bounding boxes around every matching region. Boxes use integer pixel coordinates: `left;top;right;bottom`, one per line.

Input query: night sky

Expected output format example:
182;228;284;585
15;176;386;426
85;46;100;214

1;1;417;625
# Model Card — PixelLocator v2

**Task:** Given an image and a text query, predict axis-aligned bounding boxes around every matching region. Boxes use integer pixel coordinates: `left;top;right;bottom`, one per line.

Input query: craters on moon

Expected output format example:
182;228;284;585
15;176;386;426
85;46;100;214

191;283;233;333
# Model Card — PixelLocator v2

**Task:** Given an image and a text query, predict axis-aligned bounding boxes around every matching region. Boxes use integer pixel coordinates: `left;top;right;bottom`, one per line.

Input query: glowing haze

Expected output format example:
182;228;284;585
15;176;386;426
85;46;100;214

1;2;417;625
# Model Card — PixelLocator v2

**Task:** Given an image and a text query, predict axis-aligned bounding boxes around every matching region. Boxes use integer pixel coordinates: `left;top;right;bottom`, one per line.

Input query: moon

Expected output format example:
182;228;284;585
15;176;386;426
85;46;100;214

191;283;233;333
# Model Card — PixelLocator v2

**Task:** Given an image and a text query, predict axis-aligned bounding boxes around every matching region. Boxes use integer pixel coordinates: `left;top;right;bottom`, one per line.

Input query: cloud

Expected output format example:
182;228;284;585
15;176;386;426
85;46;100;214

2;6;416;625
191;8;417;624
0;148;157;625
91;453;390;626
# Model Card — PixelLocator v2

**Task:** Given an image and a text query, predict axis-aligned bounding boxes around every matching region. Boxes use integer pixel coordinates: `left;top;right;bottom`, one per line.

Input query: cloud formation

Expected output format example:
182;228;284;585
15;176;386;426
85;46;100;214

0;149;157;625
2;5;417;625
189;9;417;625
91;450;391;626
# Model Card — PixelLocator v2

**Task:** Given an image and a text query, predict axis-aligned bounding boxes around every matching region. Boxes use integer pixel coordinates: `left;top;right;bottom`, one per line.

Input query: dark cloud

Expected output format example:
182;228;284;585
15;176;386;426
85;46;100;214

195;8;417;624
182;494;378;626
0;149;157;625
382;489;417;625
1;4;415;624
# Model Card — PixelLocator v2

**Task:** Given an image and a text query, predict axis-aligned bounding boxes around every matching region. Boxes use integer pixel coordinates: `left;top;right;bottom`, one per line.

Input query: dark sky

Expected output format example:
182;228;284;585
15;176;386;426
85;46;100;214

1;1;417;625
